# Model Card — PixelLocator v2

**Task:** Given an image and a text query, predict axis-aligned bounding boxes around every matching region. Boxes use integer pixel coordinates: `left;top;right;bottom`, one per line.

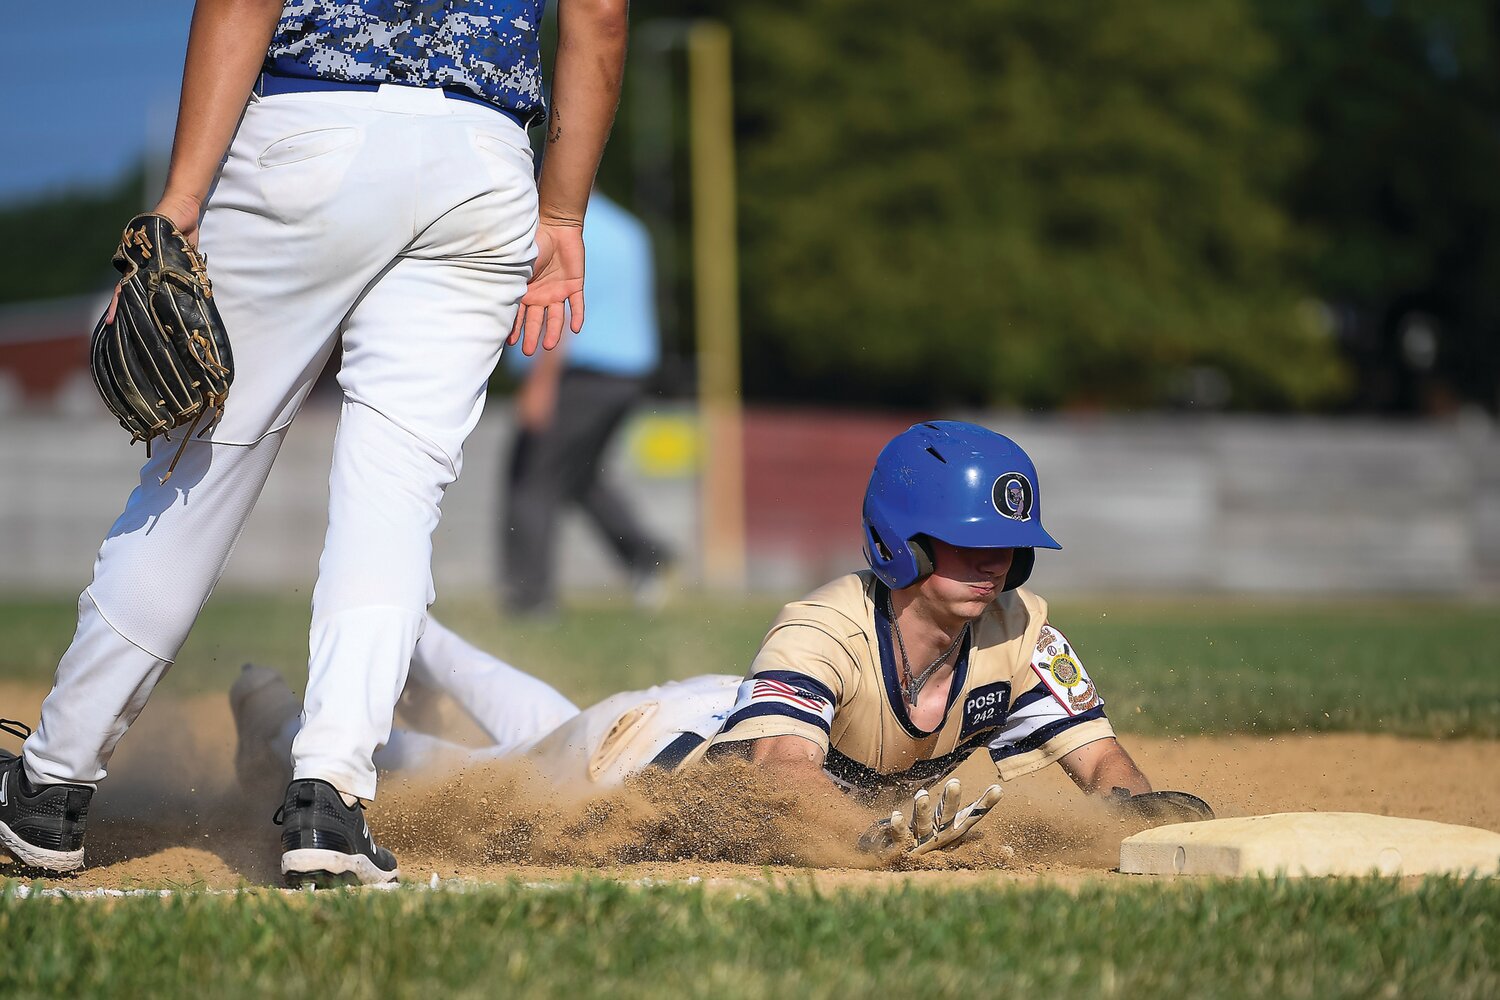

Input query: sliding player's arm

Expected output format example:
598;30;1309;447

1058;736;1151;796
992;624;1211;823
987;623;1115;784
709;622;846;757
747;733;839;795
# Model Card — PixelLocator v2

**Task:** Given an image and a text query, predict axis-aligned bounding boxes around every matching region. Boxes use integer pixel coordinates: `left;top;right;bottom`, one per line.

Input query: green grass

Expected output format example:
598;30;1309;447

2;597;1495;996
1052;597;1500;738
0;594;784;707
2;876;1496;999
2;594;1497;737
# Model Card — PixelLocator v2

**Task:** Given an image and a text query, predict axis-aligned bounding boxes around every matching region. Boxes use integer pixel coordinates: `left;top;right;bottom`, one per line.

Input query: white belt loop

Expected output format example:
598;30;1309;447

374;83;454;114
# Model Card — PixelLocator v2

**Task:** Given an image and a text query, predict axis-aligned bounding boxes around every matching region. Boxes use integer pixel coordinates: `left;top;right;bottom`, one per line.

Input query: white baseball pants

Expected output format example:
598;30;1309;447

263;617;739;792
25;85;538;800
267;617;582;774
523;673;740;789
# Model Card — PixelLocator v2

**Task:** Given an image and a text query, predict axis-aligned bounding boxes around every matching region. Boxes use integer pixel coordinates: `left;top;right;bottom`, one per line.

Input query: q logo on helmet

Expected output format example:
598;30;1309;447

992;473;1034;521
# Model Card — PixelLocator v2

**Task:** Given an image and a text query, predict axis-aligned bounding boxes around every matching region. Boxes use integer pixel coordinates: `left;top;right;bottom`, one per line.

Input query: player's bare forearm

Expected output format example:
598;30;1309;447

508;0;626;355
159;0;283;234
539;0;629;226
747;734;840;795
1059;737;1152;797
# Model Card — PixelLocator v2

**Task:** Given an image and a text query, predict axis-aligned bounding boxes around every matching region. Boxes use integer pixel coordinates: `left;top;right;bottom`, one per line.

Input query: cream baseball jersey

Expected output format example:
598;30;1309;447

707;572;1114;792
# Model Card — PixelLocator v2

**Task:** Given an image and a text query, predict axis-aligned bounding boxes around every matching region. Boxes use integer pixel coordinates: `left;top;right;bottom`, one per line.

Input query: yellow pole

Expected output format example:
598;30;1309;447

688;22;746;590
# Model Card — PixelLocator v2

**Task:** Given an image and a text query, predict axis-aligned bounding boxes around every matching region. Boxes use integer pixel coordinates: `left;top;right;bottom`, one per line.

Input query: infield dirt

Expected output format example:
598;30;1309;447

2;681;1496;891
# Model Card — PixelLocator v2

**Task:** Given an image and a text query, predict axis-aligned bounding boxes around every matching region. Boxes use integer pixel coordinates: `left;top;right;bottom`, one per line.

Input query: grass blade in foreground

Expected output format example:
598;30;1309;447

1;877;1496;999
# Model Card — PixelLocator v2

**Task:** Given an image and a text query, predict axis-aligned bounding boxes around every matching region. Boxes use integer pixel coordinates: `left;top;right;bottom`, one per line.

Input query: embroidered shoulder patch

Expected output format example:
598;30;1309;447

1029;634;1101;717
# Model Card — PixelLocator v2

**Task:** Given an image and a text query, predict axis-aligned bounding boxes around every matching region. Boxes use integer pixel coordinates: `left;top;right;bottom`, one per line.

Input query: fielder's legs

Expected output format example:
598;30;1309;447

20;90;404;792
23;437;284;787
289;97;537;800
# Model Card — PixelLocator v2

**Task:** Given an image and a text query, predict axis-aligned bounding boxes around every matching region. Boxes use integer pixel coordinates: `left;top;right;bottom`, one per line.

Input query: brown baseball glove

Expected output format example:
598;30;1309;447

90;213;233;482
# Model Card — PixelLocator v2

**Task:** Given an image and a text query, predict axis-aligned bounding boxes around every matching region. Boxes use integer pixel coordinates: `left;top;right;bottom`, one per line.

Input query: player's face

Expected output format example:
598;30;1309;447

917;540;1014;620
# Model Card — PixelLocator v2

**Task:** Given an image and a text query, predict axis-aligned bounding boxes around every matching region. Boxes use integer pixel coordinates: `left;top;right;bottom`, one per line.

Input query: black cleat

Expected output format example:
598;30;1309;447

0;720;92;874
276;778;399;888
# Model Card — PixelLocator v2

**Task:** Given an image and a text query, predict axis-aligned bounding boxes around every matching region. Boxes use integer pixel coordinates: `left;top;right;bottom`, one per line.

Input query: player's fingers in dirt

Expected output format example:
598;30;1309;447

937;778;963;827
910;787;937;846
950;783;1003;842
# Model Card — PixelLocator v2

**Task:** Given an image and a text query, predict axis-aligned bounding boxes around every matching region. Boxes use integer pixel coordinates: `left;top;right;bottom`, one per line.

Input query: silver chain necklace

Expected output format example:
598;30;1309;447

886;592;969;709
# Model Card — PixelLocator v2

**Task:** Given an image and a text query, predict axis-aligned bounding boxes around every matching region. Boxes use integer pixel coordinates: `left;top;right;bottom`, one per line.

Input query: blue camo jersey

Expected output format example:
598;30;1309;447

265;0;547;121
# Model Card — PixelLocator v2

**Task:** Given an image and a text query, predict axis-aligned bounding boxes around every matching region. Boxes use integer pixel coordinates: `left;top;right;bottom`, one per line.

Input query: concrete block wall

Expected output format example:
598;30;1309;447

1;407;1495;598
0;405;699;602
997;417;1496;595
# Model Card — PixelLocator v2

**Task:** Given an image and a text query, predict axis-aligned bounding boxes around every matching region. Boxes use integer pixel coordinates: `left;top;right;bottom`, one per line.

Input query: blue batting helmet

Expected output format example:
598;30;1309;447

862;421;1060;591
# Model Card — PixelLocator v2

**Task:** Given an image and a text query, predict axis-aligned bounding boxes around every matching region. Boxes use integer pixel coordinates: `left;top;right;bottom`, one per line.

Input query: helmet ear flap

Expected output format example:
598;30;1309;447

1003;548;1035;591
909;535;935;580
864;516;927;589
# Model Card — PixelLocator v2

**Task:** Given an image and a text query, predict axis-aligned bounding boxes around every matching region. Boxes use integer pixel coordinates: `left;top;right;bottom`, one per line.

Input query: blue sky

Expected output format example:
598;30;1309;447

1;2;192;205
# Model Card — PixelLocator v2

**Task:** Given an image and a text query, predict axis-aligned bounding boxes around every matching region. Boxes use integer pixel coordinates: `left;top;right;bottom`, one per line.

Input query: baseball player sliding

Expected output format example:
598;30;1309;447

234;422;1212;858
0;0;627;887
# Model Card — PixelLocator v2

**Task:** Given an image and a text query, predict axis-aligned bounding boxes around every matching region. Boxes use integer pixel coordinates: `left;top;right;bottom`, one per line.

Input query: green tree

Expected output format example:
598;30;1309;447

717;0;1342;409
0;168;147;305
1257;0;1500;413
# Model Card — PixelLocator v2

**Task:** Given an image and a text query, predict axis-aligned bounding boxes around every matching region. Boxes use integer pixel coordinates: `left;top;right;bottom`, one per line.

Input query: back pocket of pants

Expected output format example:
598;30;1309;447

256;126;364;221
258;127;361;168
471;131;535;183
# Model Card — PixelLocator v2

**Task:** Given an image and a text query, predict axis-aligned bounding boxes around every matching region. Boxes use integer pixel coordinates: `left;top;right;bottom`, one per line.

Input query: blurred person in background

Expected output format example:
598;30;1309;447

501;191;672;616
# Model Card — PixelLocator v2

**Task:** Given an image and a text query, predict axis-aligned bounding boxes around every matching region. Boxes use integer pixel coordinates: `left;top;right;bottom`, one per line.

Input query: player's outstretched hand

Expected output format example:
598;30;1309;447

509;220;585;357
859;777;1003;858
1107;788;1215;825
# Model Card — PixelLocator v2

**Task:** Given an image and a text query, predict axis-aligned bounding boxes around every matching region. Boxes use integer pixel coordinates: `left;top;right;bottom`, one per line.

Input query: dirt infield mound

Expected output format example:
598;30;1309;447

380;758;877;869
1;682;1495;891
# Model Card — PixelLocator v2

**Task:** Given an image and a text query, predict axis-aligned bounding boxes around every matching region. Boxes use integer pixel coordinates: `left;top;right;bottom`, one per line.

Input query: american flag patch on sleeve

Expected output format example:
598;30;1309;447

720;670;836;735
